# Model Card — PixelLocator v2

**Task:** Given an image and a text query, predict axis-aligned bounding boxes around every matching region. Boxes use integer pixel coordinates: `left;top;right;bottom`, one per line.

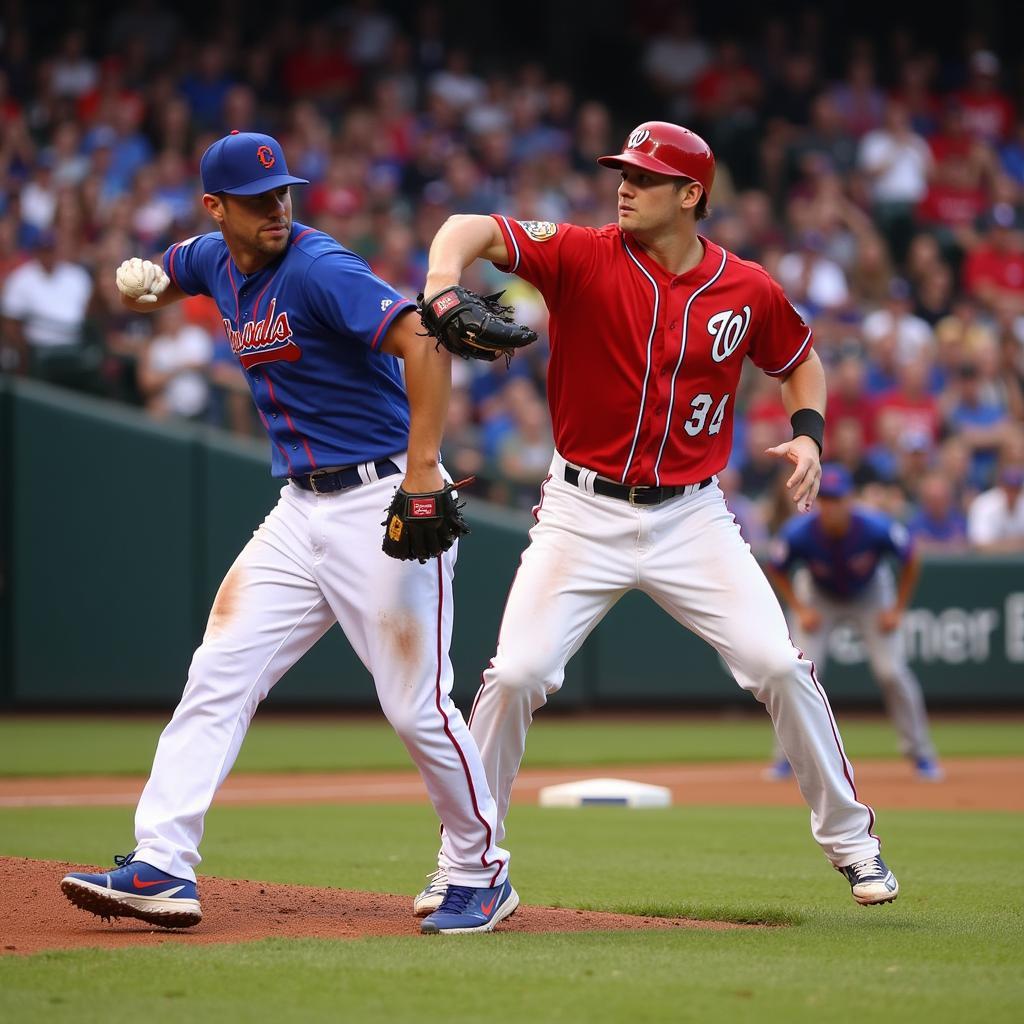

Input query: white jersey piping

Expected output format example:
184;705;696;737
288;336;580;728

619;237;660;483
653;246;728;484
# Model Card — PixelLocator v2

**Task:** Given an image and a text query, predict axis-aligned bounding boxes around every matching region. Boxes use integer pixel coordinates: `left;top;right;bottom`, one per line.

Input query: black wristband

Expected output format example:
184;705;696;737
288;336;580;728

790;408;825;455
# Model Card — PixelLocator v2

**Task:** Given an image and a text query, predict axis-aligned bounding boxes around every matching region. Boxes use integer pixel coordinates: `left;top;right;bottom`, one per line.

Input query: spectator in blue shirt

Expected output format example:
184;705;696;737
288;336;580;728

945;360;1009;489
908;470;968;550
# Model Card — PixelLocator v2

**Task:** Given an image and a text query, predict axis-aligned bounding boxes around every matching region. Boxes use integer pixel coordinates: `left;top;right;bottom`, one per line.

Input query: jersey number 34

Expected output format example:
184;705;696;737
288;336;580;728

684;392;730;437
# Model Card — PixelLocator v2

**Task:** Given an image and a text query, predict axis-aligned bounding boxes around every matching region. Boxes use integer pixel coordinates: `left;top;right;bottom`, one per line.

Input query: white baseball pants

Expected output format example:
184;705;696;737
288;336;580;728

772;566;937;762
455;453;881;869
134;458;508;887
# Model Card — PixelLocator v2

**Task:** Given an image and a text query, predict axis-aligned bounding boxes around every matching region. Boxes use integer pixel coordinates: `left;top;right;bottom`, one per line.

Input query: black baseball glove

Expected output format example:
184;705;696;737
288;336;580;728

418;286;537;363
381;479;472;563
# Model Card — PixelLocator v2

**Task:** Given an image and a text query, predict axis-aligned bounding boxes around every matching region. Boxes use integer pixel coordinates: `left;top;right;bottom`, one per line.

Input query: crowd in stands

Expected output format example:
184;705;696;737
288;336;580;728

2;3;1023;551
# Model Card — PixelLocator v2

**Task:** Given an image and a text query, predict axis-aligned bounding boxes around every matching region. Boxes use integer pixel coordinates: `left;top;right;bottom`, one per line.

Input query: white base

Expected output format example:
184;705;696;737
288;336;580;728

538;777;672;809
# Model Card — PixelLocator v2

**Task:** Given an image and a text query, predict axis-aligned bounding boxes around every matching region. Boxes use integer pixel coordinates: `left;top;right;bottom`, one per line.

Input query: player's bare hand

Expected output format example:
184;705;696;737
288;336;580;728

766;435;821;513
116;257;170;303
797;606;823;633
877;607;901;633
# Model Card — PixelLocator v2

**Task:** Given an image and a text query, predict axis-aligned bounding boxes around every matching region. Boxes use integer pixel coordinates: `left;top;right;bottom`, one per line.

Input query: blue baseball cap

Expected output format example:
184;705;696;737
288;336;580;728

200;131;309;196
818;464;853;498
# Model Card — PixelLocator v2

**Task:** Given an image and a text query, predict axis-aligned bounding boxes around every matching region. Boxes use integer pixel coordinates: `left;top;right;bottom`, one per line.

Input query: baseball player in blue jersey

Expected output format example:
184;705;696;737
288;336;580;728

59;131;517;936
766;464;942;781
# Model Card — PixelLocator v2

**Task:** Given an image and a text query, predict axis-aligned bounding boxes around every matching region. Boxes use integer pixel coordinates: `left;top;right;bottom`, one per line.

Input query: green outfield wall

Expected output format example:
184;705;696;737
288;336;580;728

1;378;1021;709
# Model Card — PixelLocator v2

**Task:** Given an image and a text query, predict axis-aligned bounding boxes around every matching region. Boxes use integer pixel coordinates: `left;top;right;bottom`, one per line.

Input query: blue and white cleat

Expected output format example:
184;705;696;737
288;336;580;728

420;878;519;935
838;855;899;906
60;852;202;929
914;757;945;782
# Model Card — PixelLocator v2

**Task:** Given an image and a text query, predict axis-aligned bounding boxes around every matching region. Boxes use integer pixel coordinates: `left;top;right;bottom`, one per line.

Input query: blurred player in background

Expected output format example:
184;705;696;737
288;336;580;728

767;464;942;781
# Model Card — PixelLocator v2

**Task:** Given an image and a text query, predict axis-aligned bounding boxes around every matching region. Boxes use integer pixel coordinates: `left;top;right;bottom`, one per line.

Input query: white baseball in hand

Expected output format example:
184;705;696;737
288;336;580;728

115;258;170;303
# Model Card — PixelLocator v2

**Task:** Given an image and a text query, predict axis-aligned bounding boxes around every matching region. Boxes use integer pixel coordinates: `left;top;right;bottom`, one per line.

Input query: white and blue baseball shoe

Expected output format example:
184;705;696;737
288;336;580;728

420;878;518;934
838;855;899;906
60;852;202;928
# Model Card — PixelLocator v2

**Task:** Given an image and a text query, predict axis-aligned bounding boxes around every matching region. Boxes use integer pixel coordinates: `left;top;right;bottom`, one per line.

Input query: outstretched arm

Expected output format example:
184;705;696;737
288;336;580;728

423;215;510;296
768;349;826;513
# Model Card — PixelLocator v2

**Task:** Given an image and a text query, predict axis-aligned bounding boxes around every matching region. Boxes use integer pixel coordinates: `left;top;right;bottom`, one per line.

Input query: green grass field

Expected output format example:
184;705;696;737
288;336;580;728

1;717;1022;1023
1;713;1021;777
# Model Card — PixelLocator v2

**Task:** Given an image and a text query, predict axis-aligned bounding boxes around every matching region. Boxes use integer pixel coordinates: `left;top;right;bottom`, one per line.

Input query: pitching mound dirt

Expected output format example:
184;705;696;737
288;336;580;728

0;857;759;955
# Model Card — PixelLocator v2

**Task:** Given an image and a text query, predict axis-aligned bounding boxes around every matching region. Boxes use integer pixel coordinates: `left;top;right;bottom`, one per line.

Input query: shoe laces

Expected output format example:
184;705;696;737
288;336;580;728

424;868;447;889
113;852;137;868
436;884;476;915
848;856;883;880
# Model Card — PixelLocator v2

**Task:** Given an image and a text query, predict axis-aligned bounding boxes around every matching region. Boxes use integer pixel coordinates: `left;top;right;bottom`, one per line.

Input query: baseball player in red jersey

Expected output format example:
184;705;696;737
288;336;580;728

413;121;899;912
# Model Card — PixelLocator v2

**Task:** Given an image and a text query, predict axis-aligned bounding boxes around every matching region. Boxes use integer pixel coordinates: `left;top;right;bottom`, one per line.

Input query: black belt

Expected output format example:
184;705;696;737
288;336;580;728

564;466;712;506
291;459;401;494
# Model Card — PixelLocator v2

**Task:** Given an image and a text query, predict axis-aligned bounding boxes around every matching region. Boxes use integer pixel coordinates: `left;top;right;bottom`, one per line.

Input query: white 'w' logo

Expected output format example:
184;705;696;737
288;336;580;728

707;307;751;363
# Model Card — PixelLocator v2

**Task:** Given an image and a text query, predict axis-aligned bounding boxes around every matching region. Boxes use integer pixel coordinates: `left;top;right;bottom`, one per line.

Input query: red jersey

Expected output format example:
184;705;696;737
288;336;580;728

963;245;1024;296
873;392;941;444
492;217;814;486
955;91;1015;143
916;184;987;228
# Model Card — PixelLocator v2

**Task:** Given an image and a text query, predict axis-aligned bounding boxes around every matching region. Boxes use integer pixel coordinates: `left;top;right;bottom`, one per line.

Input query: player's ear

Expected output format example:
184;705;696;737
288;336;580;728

203;192;225;223
677;181;703;215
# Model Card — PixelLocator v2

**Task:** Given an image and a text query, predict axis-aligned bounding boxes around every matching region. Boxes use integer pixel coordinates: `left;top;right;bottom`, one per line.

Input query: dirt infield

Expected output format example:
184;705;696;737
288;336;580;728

0;857;759;955
1;757;1021;811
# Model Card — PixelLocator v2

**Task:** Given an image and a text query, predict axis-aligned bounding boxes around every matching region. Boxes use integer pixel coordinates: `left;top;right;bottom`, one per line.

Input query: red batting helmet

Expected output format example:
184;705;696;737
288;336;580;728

598;121;715;197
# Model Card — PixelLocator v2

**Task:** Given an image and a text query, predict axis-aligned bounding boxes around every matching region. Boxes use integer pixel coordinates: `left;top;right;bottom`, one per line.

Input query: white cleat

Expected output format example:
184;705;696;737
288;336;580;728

839;855;899;906
413;867;449;917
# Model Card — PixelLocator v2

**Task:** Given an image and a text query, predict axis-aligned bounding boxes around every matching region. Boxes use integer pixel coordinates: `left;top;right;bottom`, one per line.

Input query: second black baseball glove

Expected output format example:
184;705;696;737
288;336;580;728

381;479;472;563
418;286;537;363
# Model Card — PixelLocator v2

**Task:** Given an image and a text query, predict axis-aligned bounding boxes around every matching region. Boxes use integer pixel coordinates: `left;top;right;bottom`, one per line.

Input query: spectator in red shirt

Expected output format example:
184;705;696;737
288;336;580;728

306;155;367;219
0;69;23;126
916;158;988;251
692;39;762;122
76;56;146;129
826;353;876;447
962;204;1024;314
282;24;358;107
929;101;976;166
875;357;943;447
956;50;1016;145
744;371;791;439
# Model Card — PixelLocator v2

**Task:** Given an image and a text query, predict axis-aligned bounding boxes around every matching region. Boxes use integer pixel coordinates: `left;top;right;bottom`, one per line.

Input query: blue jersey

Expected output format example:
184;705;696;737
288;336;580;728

769;507;913;600
163;222;415;477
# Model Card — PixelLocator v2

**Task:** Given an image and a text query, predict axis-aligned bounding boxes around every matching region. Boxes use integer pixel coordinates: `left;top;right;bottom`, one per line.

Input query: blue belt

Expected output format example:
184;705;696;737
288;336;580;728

291;459;401;495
